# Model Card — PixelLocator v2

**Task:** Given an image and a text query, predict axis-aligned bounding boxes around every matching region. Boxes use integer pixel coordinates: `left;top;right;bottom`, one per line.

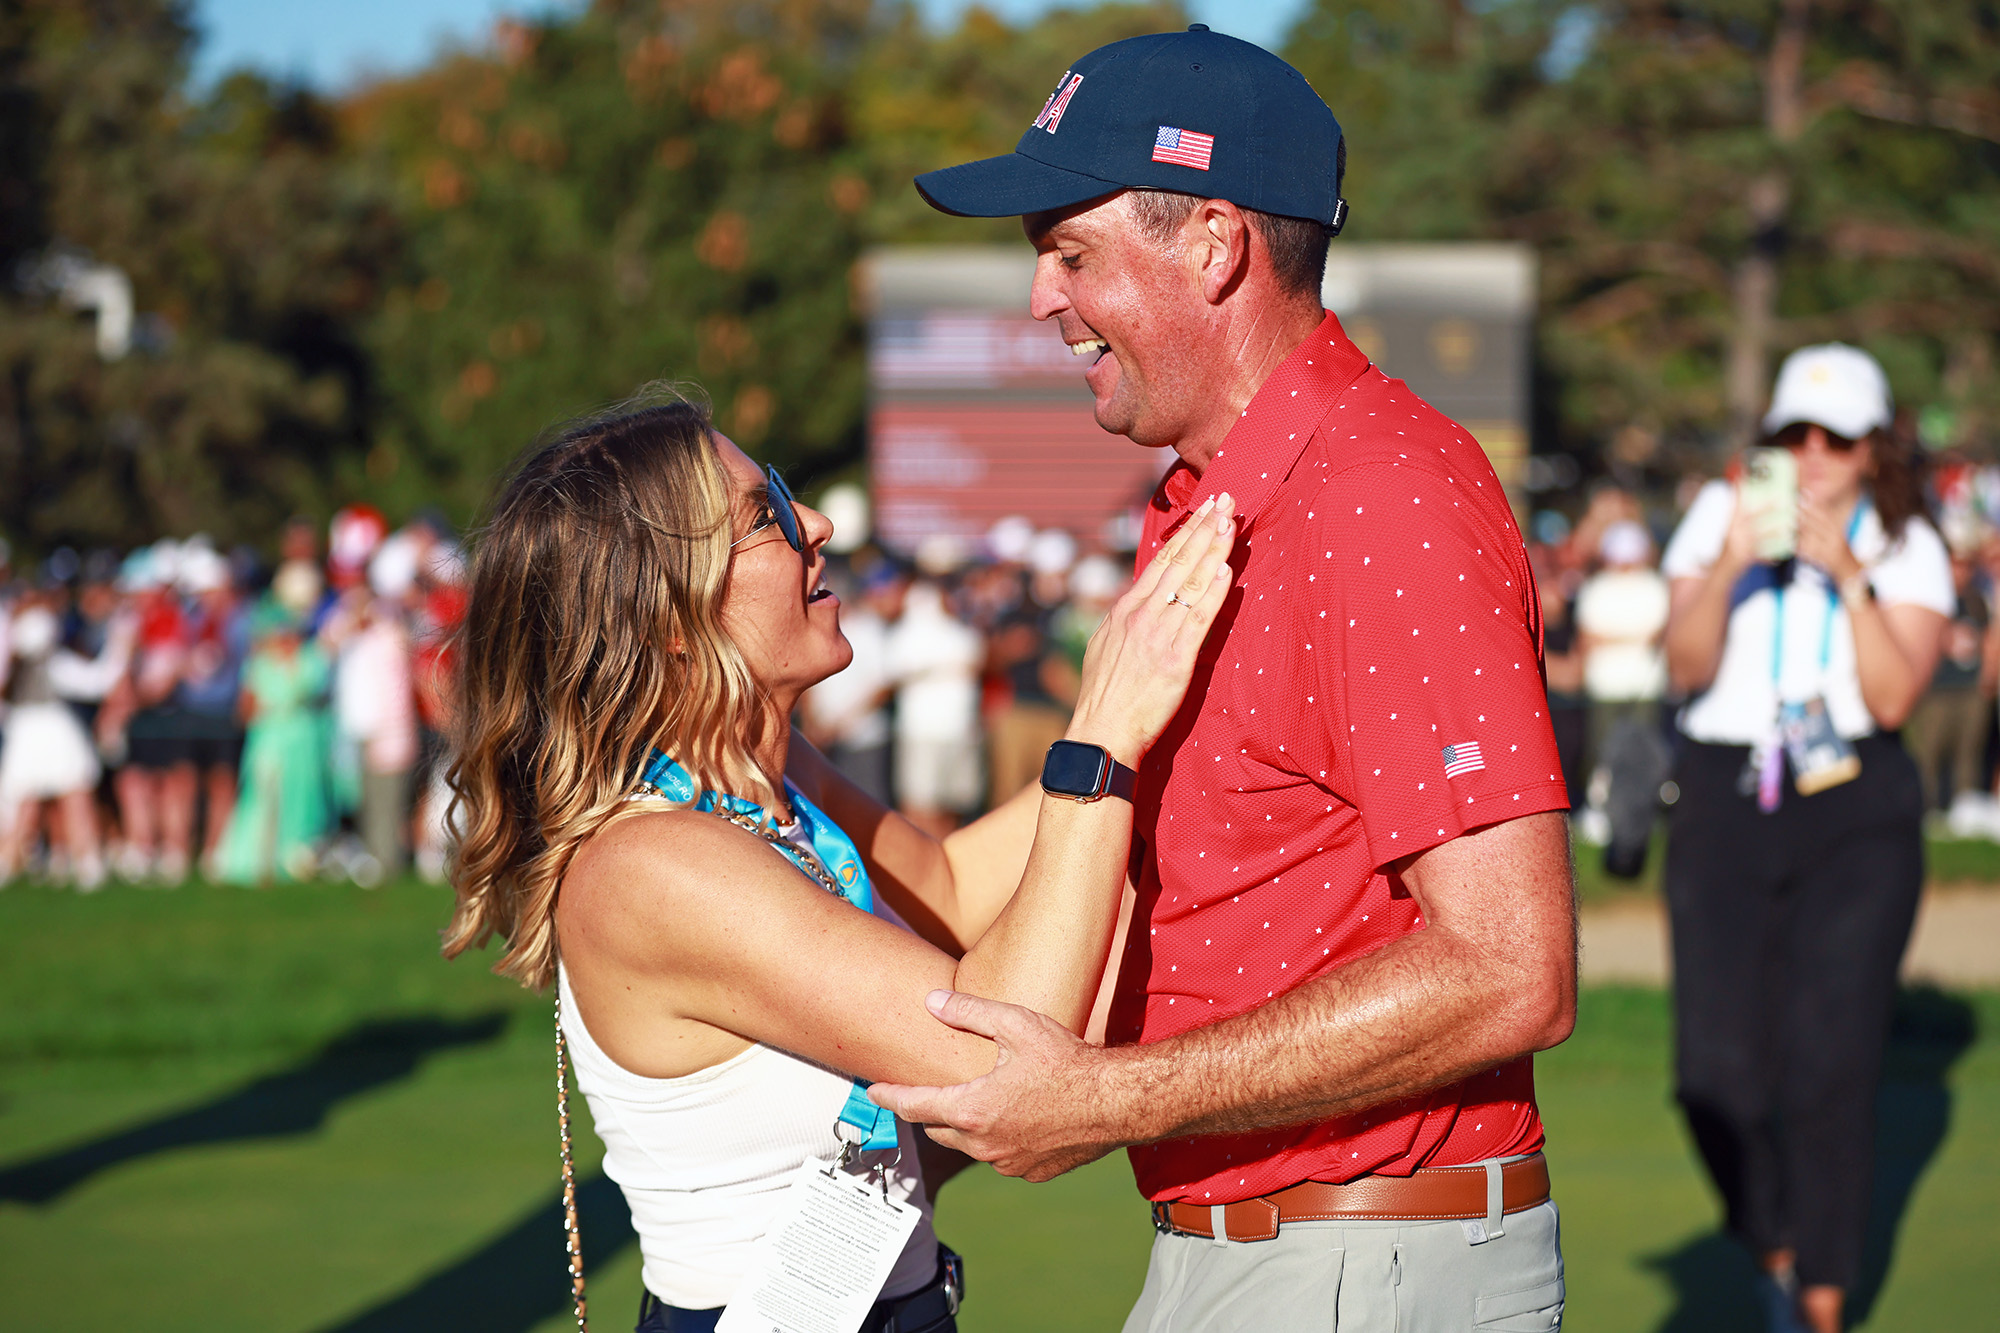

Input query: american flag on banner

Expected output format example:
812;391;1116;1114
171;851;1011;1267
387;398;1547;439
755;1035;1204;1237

1441;742;1485;778
1151;126;1214;170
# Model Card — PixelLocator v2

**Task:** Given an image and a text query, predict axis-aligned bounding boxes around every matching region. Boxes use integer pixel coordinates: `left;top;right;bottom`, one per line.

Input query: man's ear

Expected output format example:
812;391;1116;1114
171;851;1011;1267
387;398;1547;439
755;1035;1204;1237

1190;199;1252;306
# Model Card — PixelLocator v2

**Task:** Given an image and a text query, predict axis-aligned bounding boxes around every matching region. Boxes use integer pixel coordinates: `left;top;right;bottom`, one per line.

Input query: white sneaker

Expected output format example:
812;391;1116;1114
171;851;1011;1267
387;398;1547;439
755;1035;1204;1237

1574;806;1612;847
74;855;107;893
154;851;189;886
1945;792;2000;840
349;852;384;889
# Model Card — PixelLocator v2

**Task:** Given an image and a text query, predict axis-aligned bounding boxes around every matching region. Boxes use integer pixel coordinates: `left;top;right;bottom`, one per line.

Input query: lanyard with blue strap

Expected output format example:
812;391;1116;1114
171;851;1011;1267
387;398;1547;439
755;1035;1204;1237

1757;500;1869;810
636;750;901;1151
1768;499;1869;691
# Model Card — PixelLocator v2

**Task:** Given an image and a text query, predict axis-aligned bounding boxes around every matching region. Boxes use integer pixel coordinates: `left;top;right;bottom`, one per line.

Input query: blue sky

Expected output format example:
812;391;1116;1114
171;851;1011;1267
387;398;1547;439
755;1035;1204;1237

191;1;1314;91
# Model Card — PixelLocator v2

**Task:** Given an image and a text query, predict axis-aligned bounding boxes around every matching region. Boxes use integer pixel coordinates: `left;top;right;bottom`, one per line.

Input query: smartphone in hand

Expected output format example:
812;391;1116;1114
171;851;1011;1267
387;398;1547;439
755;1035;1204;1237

1740;447;1798;562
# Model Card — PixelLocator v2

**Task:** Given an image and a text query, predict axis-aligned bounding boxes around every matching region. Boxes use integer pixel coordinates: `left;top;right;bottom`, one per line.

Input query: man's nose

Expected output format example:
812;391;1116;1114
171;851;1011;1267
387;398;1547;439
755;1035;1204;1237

1028;254;1069;322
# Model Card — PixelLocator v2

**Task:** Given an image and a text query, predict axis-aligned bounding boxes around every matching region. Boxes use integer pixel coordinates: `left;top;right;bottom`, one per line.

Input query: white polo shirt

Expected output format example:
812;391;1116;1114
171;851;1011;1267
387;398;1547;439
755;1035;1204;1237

1661;480;1954;744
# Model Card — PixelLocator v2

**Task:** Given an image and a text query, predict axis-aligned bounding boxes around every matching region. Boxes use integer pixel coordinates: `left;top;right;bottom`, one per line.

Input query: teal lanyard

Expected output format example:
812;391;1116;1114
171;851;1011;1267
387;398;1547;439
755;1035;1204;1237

1770;501;1869;695
638;750;900;1150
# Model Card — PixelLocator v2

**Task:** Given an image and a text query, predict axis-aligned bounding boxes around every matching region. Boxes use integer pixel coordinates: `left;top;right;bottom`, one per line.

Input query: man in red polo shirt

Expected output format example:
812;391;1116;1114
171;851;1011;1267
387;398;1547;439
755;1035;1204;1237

872;26;1578;1332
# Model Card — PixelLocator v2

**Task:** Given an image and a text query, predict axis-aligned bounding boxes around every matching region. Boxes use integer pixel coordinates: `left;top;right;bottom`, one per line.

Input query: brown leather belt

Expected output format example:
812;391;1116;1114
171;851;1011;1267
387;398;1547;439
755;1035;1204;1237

1150;1153;1550;1243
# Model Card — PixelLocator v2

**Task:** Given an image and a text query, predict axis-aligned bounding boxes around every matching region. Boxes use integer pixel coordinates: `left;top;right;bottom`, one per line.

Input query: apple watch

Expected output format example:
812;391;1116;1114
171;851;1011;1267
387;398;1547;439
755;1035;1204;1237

1040;739;1138;803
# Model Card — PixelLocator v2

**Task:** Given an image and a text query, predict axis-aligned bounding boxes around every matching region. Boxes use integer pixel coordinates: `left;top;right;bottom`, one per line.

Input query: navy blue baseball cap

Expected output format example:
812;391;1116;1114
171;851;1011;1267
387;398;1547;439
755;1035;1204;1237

915;25;1347;230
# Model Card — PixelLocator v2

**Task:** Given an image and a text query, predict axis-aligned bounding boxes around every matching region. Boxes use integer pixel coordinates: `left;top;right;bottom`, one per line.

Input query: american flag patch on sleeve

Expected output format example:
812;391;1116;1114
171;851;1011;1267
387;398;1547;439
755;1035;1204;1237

1442;742;1485;778
1151;126;1214;170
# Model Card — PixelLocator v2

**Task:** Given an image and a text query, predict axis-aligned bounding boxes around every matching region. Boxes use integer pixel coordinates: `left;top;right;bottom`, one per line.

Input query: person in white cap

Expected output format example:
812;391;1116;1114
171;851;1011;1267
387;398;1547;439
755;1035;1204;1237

1659;343;1952;1333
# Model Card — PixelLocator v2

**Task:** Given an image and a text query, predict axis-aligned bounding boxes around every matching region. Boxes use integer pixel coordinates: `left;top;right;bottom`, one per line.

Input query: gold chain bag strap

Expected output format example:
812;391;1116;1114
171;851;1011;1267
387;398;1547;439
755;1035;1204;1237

549;796;842;1333
631;778;847;898
555;991;588;1332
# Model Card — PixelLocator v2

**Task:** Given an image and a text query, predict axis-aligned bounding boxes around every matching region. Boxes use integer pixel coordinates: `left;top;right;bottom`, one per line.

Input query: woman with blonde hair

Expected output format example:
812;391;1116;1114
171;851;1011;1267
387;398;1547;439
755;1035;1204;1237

444;391;1236;1333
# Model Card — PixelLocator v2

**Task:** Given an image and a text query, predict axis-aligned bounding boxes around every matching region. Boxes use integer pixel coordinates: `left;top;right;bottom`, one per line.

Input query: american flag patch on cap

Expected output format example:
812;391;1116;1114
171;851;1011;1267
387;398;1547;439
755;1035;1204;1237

1442;742;1485;778
1151;126;1214;170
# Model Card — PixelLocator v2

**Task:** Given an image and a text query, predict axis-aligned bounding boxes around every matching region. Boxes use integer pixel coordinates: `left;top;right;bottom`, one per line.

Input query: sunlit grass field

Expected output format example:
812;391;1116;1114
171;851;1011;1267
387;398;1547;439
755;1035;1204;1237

0;877;1993;1331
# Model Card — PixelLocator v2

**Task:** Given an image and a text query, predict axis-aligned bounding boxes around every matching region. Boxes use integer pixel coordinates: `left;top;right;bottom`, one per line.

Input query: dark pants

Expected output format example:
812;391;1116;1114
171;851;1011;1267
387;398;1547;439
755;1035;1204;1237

1903;685;1990;810
1549;697;1587;809
1663;734;1923;1290
635;1296;955;1333
636;1247;959;1333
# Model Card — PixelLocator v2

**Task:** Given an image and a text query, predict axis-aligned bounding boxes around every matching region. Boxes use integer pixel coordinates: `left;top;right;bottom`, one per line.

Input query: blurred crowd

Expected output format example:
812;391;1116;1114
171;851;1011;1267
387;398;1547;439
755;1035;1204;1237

15;447;2000;894
800;515;1126;838
0;507;465;891
0;499;1130;894
1532;452;2000;872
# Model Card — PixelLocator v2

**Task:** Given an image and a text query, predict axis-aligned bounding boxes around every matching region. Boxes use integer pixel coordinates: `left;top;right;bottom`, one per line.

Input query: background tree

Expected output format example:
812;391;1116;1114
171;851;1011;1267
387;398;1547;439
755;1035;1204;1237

1286;0;2000;482
346;0;1188;517
2;0;1995;554
0;0;400;552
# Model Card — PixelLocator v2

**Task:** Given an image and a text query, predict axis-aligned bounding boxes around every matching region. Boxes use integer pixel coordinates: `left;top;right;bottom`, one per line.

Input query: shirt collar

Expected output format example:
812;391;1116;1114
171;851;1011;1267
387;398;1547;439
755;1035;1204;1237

1155;310;1371;525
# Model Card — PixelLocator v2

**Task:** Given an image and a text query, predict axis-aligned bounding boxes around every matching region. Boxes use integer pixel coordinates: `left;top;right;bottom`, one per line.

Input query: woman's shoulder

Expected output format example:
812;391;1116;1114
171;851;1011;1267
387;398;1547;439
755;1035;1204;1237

1661;479;1735;578
567;804;847;914
571;805;756;886
1880;512;1947;561
1872;514;1955;612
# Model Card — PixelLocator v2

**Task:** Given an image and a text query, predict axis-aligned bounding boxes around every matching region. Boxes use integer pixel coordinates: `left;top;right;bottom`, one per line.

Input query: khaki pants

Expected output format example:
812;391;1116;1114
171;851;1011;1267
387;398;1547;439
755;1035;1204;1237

1123;1199;1563;1333
362;767;410;875
986;703;1071;805
1902;686;1990;811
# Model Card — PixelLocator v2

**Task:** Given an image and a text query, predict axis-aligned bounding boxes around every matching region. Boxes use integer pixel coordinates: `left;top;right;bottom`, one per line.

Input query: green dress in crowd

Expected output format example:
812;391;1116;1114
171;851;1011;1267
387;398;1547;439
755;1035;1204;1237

219;640;332;885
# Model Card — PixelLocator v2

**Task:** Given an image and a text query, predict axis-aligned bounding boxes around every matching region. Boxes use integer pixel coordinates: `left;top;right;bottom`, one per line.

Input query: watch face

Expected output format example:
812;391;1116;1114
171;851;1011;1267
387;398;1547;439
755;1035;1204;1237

1043;741;1108;797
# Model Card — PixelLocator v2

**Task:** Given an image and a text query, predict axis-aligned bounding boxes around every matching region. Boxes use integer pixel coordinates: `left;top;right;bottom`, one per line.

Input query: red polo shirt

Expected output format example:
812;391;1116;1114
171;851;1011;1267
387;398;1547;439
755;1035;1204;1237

1112;310;1568;1206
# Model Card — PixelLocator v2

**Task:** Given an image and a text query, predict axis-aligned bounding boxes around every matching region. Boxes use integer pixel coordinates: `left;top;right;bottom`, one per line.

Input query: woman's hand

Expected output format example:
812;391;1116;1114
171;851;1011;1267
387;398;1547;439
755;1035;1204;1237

1796;490;1863;584
1065;493;1238;764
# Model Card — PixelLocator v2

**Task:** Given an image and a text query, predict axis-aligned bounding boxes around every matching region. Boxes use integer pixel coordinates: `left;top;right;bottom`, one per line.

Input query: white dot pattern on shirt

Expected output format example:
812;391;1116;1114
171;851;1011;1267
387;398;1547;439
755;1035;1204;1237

1124;339;1557;1202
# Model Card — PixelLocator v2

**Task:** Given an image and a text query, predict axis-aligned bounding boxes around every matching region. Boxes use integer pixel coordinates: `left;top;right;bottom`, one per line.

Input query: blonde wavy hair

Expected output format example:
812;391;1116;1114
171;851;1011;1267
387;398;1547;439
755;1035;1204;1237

443;388;779;988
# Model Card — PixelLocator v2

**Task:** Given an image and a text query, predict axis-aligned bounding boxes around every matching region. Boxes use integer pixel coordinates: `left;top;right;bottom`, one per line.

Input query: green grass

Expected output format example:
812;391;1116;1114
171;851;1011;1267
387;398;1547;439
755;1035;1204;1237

1920;834;2000;885
1571;831;2000;902
0;878;1995;1331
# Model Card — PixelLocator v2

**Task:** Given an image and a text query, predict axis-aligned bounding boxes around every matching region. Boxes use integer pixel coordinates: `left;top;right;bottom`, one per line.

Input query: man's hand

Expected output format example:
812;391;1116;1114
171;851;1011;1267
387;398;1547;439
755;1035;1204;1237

868;990;1128;1182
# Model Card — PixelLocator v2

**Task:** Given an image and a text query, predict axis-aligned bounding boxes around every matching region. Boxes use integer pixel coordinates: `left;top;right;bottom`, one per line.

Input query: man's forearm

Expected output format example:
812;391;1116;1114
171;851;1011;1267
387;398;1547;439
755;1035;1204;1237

871;813;1578;1183
1090;923;1573;1146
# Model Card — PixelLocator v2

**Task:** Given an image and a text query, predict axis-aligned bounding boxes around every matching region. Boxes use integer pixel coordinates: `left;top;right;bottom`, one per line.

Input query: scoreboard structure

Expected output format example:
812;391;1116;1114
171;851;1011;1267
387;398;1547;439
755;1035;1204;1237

858;242;1535;554
1321;244;1537;499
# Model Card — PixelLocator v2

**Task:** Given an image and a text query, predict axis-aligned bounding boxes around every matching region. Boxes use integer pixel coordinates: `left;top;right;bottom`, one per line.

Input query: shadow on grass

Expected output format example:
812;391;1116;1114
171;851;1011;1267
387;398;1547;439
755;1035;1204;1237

1646;986;1977;1331
319;1173;637;1332
1851;986;1977;1323
0;1011;508;1205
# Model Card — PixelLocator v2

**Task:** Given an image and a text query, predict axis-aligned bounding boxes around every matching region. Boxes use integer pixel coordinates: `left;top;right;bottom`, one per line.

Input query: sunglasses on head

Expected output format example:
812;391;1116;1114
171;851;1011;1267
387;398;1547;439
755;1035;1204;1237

729;465;804;553
1771;421;1859;453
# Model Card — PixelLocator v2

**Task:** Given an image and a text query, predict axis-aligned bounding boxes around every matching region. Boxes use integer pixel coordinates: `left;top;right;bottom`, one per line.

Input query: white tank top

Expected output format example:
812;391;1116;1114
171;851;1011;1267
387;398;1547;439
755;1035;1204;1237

555;823;937;1310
